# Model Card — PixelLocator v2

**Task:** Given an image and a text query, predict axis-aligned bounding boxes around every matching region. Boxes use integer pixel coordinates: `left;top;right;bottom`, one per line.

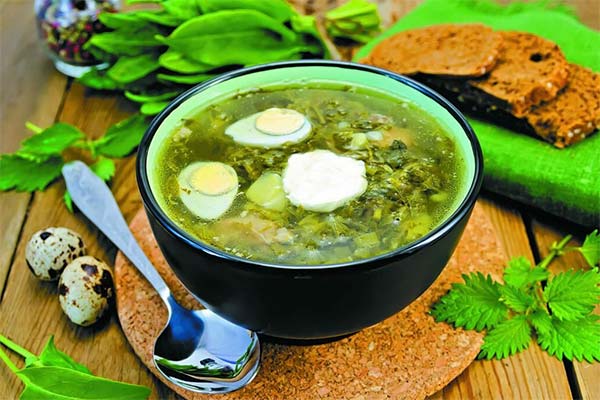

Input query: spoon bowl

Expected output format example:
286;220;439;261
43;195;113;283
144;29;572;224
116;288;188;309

62;161;260;394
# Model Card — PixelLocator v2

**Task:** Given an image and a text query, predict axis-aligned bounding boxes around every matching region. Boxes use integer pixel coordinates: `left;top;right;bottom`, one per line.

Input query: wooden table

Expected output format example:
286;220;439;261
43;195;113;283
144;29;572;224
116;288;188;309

1;1;598;398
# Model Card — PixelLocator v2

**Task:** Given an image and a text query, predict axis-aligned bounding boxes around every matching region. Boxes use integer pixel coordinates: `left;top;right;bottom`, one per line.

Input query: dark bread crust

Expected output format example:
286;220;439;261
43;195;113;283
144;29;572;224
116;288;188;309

468;31;570;117
361;24;503;77
418;64;600;147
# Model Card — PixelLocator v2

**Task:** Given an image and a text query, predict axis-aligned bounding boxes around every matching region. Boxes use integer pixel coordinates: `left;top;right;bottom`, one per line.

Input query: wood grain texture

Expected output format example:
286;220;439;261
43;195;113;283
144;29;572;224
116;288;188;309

530;220;600;400
0;0;67;295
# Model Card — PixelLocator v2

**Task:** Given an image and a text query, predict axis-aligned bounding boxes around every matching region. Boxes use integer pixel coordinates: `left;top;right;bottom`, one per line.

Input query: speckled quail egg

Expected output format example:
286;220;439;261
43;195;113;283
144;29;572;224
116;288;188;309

225;107;312;148
25;227;86;281
282;149;368;212
178;161;239;220
58;256;114;327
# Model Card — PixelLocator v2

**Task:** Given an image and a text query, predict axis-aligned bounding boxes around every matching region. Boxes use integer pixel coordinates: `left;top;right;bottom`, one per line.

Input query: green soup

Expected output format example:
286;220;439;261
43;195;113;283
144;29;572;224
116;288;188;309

154;84;466;265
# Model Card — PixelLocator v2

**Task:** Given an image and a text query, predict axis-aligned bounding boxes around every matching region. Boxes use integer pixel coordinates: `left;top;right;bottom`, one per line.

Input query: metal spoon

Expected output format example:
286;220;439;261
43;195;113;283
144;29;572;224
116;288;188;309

63;161;260;394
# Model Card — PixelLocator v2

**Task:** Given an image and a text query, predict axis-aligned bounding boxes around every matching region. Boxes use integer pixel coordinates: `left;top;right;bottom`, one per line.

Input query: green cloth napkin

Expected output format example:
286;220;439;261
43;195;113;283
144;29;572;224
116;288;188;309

354;0;600;226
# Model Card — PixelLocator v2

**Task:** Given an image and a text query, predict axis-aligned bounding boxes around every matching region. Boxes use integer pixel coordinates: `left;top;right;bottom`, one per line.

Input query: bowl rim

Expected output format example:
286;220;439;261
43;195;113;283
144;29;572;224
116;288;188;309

136;60;484;271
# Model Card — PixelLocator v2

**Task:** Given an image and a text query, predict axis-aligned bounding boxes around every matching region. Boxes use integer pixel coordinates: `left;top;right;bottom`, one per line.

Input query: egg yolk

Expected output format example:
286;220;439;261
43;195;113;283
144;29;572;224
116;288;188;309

188;163;237;196
255;108;305;136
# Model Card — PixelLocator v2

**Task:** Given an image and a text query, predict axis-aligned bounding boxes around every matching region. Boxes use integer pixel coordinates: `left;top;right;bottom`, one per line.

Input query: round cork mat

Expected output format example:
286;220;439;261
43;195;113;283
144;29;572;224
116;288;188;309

115;203;505;400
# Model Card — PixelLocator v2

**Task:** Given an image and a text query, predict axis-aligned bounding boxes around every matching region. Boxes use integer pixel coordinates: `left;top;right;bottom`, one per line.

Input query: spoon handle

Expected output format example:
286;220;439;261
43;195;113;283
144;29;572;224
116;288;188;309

63;161;171;302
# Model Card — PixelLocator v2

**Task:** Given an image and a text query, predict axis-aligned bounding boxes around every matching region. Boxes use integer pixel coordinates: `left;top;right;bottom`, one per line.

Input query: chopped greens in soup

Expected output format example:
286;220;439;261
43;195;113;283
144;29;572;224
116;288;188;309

154;85;465;265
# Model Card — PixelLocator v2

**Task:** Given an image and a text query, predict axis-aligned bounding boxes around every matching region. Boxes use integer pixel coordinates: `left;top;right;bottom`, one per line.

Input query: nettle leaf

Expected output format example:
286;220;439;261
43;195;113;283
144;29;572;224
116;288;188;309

0;155;63;192
94;114;148;158
17;366;151;400
90;158;116;182
478;315;531;359
26;336;91;374
577;230;600;267
431;272;508;331
499;284;535;312
537;314;600;362
503;256;549;288
19;123;85;157
529;309;553;335
543;269;600;321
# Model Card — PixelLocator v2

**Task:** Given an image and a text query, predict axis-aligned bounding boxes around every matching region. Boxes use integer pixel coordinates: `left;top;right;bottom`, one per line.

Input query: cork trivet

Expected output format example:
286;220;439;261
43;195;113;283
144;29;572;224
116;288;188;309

115;203;505;400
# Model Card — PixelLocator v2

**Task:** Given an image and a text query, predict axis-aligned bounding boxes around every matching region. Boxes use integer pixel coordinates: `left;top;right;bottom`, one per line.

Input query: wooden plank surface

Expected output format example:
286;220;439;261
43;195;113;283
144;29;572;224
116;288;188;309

0;0;597;399
0;0;67;295
530;220;600;400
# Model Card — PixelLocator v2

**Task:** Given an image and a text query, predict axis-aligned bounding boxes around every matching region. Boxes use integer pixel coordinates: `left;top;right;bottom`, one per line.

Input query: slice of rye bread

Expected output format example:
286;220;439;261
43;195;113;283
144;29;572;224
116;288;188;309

360;24;503;77
467;31;570;117
417;64;600;147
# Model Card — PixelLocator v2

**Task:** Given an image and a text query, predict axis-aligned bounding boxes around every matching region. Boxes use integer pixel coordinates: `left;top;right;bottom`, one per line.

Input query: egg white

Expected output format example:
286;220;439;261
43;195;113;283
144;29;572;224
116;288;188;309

225;110;312;148
178;162;238;220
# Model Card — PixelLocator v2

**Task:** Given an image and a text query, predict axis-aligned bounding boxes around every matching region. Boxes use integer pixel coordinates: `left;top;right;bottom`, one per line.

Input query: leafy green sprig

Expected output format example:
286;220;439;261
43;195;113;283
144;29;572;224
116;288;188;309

0;115;147;209
431;230;600;362
0;334;150;399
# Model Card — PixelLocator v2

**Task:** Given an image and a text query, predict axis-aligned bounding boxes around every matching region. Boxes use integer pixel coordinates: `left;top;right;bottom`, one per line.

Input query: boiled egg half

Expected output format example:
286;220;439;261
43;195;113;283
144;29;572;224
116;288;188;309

178;161;238;220
225;108;311;148
282;150;368;212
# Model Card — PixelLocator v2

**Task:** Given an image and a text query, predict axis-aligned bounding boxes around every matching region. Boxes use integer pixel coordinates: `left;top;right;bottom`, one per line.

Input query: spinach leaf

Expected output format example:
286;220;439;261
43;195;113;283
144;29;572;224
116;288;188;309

26;336;91;374
107;54;161;84
98;12;148;30
136;10;183;27
159;50;215;74
156;72;216;84
93;114;149;157
87;27;163;56
125;90;181;103
161;0;203;21
199;0;296;22
165;9;296;43
78;69;123;91
140;101;170;116
159;31;312;66
17;367;150;400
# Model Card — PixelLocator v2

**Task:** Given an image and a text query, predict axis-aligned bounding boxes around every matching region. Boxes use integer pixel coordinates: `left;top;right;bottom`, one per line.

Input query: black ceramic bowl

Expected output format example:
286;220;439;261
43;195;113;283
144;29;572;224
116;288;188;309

137;60;483;340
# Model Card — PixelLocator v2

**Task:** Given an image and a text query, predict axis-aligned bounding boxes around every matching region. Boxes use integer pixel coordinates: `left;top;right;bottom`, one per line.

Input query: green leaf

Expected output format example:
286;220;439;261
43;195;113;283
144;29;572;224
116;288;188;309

94;114;148;158
135;10;183;27
430;272;509;331
537;314;600;362
26;336;91;375
577;230;600;267
17;366;151;400
106;54;161;84
124;90;181;104
98;12;148;30
64;190;74;213
87;28;162;56
19;123;84;157
0;155;63;192
140;101;170;116
503;256;549;288
529;309;553;335
198;0;296;23
90;158;116;182
543;269;600;321
161;0;202;20
158;50;216;74
325;0;381;43
478;315;531;359
499;284;535;312
78;69;123;91
156;72;216;85
167;10;295;42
